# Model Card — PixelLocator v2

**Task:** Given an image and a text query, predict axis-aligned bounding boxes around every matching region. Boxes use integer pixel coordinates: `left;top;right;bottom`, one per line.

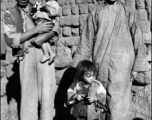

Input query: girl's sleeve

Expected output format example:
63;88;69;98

129;11;149;72
67;83;77;105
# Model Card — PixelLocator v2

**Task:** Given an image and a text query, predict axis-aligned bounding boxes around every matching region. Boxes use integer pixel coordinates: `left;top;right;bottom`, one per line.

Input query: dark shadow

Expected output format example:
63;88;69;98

54;67;76;120
6;60;21;119
133;118;144;120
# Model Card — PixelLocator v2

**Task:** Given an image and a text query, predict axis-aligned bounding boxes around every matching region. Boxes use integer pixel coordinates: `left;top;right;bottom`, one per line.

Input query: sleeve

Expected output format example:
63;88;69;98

51;17;60;36
3;11;21;48
72;10;97;67
67;83;77;105
130;18;149;72
96;83;106;105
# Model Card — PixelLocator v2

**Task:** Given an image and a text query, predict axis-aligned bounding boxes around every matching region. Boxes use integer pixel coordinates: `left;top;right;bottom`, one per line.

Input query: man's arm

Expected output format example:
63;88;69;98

33;18;60;46
3;10;53;48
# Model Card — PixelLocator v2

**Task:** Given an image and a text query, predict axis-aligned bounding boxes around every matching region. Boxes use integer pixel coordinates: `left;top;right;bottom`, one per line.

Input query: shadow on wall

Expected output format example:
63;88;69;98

54;67;77;120
133;118;144;120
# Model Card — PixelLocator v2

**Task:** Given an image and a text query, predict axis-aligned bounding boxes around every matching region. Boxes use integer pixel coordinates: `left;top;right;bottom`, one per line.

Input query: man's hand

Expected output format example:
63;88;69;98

131;71;138;82
35;22;54;34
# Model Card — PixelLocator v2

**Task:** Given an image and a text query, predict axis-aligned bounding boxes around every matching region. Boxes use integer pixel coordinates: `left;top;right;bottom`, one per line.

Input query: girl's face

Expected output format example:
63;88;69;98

83;71;96;84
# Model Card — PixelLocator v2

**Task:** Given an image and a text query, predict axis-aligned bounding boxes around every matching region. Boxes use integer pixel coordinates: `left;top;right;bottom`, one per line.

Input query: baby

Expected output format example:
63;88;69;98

32;0;59;63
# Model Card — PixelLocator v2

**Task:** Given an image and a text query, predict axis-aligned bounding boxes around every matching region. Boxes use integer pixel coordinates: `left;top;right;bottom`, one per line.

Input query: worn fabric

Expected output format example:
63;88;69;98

72;1;149;120
67;79;106;120
3;5;57;120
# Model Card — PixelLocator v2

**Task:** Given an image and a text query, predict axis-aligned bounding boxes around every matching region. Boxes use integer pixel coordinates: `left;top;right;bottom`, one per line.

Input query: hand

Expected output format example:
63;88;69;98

87;96;97;103
35;22;54;34
131;71;138;82
76;94;85;101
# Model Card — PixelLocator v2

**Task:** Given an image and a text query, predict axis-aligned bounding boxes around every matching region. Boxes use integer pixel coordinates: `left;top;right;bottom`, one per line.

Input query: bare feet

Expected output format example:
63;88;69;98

48;53;56;64
40;55;50;63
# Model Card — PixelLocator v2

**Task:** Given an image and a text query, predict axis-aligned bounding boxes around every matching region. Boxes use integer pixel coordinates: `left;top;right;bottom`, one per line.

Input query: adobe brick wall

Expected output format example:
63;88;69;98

0;0;151;120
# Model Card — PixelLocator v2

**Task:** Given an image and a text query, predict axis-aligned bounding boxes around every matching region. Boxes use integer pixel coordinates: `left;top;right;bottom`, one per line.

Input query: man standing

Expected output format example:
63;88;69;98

3;0;59;120
72;0;149;120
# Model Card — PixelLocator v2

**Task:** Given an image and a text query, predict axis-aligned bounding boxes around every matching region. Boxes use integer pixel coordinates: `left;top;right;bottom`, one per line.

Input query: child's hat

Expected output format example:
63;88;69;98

45;0;59;16
33;11;50;20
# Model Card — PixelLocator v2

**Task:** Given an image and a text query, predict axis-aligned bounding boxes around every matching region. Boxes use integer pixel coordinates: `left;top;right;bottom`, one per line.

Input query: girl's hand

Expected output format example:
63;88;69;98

87;96;97;103
76;94;85;101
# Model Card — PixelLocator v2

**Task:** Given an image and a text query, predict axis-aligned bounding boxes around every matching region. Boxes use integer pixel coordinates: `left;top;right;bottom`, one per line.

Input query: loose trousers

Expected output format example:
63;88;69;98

19;47;57;120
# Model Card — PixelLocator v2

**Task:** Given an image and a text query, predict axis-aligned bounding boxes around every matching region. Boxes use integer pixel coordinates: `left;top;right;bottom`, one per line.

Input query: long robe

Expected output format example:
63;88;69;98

72;1;149;120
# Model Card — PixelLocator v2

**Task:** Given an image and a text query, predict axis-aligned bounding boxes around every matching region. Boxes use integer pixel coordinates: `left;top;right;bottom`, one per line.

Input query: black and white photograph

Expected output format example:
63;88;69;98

1;0;151;120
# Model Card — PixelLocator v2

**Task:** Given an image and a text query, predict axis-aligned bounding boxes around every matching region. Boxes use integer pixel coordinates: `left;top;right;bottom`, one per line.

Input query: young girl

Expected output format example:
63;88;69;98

67;60;107;120
31;0;59;63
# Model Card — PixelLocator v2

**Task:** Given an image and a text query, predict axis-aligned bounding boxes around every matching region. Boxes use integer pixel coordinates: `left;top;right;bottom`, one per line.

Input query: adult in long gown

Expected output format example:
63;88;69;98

72;0;149;120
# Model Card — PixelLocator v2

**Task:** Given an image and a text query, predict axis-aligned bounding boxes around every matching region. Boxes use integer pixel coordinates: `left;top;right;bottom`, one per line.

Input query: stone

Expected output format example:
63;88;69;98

65;0;70;5
62;5;71;16
62;27;71;37
88;4;97;12
137;9;148;21
125;0;136;10
79;4;88;14
75;0;82;4
71;15;79;26
71;5;79;15
59;16;71;26
137;20;150;33
58;6;62;16
79;14;88;31
57;0;66;6
81;0;89;4
72;28;80;36
69;0;75;4
136;0;145;9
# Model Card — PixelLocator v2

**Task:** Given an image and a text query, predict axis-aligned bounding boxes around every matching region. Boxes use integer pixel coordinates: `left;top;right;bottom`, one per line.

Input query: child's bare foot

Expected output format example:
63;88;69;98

48;53;56;64
40;55;50;63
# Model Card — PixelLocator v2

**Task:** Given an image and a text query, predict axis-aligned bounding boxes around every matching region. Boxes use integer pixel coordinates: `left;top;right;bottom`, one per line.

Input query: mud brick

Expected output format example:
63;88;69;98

60;16;71;26
137;9;148;21
59;16;71;26
88;4;97;12
62;5;71;16
136;0;145;9
71;15;79;26
69;0;75;4
81;0;88;4
72;28;79;36
76;0;82;4
57;0;66;6
65;0;70;5
71;5;79;15
79;4;88;14
139;20;150;33
58;6;62;16
125;0;136;10
79;14;88;27
62;27;71;37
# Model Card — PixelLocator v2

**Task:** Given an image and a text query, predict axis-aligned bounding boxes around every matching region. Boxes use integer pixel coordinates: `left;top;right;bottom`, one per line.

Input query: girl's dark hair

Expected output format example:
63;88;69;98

74;60;98;83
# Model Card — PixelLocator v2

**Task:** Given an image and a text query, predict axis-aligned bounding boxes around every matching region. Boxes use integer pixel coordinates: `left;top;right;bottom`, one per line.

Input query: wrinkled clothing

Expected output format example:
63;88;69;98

3;5;57;120
73;2;148;120
67;80;106;120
